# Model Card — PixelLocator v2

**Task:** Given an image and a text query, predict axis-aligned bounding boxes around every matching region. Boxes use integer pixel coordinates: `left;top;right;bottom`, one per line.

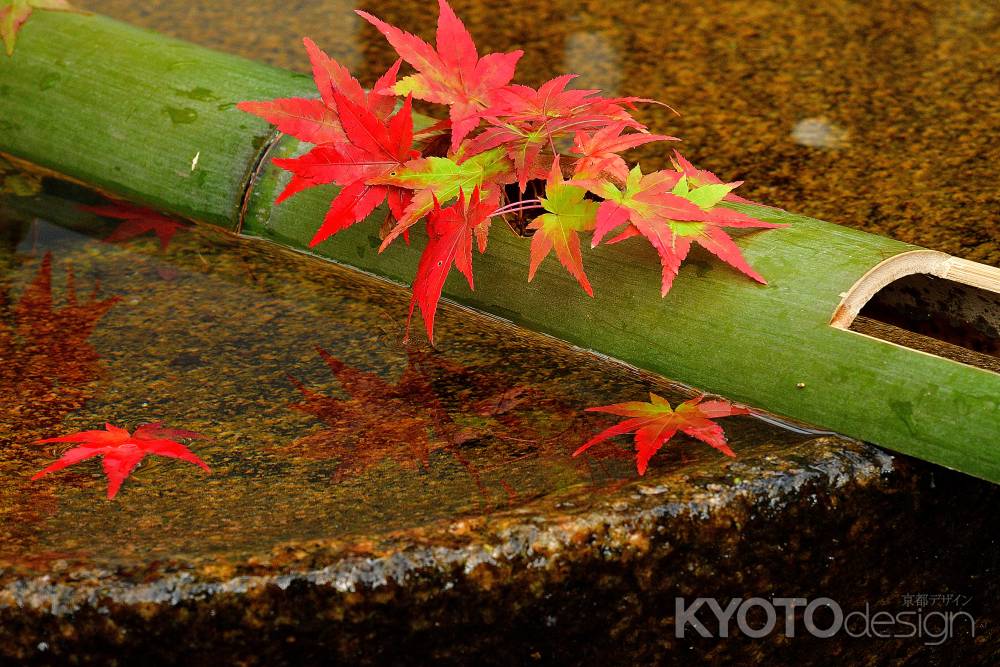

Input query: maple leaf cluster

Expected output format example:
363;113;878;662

239;0;785;343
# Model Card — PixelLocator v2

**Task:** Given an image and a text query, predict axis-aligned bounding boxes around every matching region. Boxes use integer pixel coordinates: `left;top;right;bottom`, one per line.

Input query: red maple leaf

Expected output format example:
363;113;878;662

272;92;419;247
574;394;749;475
468;76;664;191
488;74;652;131
32;422;210;499
526;157;597;295
589;166;786;295
237;38;401;146
80;201;187;251
357;0;523;150
409;187;497;343
572;122;677;182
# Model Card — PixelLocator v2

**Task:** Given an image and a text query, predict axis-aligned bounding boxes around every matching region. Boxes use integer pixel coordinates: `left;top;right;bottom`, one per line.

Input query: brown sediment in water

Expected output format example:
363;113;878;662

4;3;1000;662
0;187;816;569
87;0;1000;265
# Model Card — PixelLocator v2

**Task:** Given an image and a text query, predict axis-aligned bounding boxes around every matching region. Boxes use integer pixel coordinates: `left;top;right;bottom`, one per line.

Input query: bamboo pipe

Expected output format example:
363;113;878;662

2;12;999;482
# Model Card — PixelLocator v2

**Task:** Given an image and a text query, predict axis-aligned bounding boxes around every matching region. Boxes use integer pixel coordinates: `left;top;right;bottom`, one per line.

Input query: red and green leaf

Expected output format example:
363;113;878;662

575;393;748;474
372;146;512;249
670;150;755;205
591;166;785;295
526;157;597;296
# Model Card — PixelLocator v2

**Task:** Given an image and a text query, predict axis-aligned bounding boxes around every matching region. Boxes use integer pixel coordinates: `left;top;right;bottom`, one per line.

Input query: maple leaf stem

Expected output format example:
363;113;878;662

490;200;544;217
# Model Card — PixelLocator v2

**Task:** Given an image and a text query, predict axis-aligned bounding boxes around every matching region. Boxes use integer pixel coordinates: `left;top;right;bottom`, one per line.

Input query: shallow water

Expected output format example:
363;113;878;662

0;183;818;571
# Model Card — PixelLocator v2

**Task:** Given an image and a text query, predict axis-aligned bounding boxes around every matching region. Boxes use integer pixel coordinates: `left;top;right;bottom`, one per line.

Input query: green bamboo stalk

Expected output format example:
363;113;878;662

0;11;312;227
2;11;999;483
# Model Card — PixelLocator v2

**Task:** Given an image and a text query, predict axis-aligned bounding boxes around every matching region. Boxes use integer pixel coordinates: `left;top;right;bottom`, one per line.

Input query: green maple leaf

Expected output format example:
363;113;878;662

372;147;512;250
1;0;78;57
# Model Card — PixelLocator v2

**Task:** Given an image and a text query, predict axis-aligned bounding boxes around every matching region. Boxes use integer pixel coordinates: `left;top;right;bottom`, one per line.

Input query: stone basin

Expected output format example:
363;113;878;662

1;182;998;664
2;0;999;663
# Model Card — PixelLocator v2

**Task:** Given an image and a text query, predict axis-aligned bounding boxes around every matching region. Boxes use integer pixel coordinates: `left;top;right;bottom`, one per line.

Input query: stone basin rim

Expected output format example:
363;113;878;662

0;436;891;617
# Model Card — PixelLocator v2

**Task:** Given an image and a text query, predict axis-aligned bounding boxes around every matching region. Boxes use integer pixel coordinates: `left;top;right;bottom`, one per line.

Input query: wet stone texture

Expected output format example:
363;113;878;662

1;181;999;664
7;0;1000;661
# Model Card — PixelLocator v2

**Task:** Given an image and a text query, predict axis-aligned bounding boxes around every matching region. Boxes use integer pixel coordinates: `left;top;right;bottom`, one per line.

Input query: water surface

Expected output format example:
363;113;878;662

0;183;815;572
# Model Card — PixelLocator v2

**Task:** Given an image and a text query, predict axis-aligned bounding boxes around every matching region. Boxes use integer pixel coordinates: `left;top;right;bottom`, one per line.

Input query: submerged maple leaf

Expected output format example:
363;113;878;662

79;201;187;251
0;254;119;434
574;394;749;475
357;0;523;150
32;423;210;499
285;348;486;483
1;0;77;56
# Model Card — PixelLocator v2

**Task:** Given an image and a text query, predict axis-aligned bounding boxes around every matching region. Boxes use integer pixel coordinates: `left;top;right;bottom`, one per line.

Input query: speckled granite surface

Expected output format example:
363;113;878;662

87;0;1000;266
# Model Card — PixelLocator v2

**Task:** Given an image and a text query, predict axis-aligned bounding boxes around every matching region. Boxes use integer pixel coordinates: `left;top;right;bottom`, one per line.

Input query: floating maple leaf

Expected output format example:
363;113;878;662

574;393;749;475
79;201;187;251
357;0;523;150
0;253;119;434
1;0;78;56
589;166;786;295
32;422;210;499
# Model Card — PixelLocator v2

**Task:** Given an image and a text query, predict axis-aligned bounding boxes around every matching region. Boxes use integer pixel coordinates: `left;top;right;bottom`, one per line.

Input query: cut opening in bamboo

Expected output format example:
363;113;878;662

832;251;1000;374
